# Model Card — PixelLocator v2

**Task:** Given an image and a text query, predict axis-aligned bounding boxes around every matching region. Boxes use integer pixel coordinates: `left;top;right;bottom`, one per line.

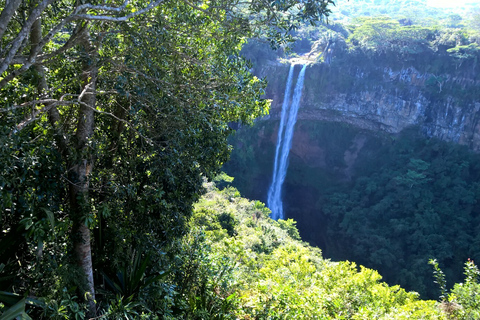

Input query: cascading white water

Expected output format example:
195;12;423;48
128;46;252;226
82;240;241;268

267;64;307;220
267;65;294;219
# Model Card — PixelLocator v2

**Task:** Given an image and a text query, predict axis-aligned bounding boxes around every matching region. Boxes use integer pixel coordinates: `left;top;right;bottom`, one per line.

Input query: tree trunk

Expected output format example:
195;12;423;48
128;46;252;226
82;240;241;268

30;18;49;262
68;26;98;318
31;14;97;316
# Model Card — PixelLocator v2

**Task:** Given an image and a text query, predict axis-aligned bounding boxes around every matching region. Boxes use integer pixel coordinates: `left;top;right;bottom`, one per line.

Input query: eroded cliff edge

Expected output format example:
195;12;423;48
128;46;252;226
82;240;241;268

258;48;480;151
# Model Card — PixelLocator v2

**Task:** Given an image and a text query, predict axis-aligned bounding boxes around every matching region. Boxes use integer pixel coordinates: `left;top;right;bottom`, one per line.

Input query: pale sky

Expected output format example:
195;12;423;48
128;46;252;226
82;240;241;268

427;0;480;7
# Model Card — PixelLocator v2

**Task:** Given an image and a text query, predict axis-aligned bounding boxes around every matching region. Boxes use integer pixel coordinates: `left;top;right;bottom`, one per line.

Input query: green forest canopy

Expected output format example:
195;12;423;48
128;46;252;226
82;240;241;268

243;0;480;74
0;0;333;317
2;0;480;318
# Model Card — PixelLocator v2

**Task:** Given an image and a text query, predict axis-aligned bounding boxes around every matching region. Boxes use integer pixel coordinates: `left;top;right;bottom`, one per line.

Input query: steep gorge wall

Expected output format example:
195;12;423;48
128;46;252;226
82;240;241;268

258;53;480;151
224;49;480;299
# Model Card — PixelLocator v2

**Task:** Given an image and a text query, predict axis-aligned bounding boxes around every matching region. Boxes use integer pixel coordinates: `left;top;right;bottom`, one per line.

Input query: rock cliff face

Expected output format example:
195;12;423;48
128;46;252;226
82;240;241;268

225;48;480;300
226;49;480;256
258;55;480;151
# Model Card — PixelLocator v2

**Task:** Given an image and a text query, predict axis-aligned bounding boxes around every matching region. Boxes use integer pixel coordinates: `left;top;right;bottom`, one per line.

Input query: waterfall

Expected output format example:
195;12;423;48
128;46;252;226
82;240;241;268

267;64;307;220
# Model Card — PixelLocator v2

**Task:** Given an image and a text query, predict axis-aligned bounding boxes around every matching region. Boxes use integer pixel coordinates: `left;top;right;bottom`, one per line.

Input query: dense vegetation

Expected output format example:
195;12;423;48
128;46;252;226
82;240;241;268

323;128;480;298
0;0;333;317
188;180;441;319
225;118;480;300
2;0;480;318
224;0;480;302
163;179;480;319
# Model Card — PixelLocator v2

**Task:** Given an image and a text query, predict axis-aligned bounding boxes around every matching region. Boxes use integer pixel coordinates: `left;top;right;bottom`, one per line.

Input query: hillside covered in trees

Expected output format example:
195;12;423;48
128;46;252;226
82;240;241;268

224;0;480;308
2;0;480;318
0;0;332;317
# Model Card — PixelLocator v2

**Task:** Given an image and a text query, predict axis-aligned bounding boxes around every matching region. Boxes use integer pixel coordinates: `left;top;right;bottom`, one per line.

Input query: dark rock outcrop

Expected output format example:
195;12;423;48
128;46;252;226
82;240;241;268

258;51;480;151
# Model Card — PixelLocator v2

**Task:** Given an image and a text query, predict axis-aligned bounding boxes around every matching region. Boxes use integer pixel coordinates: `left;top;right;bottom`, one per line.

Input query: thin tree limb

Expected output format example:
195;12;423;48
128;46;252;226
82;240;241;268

0;0;23;40
71;0;164;22
0;0;56;76
14;101;75;132
74;0;130;13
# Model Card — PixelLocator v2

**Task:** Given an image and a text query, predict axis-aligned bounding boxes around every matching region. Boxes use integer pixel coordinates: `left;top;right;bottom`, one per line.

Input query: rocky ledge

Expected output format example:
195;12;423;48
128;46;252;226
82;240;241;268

259;59;480;151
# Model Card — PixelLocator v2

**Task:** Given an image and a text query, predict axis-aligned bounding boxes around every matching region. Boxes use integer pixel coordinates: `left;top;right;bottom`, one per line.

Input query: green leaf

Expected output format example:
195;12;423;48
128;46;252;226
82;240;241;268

0;298;31;320
41;207;55;231
0;291;22;307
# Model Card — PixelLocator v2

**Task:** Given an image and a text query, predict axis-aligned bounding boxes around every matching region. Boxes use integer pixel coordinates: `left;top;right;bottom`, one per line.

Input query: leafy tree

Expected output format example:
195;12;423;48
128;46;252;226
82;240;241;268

430;259;480;319
347;16;434;55
0;0;334;316
188;179;446;318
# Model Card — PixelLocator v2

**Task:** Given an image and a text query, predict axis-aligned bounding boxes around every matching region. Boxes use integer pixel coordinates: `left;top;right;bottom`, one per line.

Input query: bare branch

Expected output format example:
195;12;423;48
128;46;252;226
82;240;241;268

1;99;62;113
14;100;77;132
71;0;164;22
0;0;56;76
9;90;119;134
0;0;22;40
75;0;129;13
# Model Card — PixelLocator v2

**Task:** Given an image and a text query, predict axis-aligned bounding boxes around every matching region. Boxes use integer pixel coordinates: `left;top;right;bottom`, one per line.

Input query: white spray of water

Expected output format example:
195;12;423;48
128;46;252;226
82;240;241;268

267;64;307;220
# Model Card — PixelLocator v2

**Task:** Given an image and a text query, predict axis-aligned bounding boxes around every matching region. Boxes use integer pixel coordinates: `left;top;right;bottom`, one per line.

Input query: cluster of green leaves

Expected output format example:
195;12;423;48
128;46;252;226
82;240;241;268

449;260;480;319
186;178;449;318
430;259;480;319
0;121;73;306
446;43;480;59
338;16;480;67
346;17;435;55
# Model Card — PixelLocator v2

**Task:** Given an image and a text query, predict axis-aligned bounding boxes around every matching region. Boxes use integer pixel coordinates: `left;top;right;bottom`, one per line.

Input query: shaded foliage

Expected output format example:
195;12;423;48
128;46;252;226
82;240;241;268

323;128;480;298
0;0;334;316
186;179;450;318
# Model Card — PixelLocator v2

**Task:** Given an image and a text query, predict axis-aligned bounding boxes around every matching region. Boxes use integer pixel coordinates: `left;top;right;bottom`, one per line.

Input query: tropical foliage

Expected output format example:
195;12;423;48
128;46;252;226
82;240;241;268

182;179;480;318
225;119;480;301
322;129;480;298
0;0;333;316
2;0;480;317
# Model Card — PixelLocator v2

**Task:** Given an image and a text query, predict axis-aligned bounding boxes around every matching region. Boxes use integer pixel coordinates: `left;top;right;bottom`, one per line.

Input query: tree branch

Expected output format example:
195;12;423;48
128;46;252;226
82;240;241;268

14;100;77;132
0;0;23;40
71;0;164;22
0;0;167;89
75;0;130;13
1;99;65;113
81;100;154;146
0;15;83;89
0;0;56;76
